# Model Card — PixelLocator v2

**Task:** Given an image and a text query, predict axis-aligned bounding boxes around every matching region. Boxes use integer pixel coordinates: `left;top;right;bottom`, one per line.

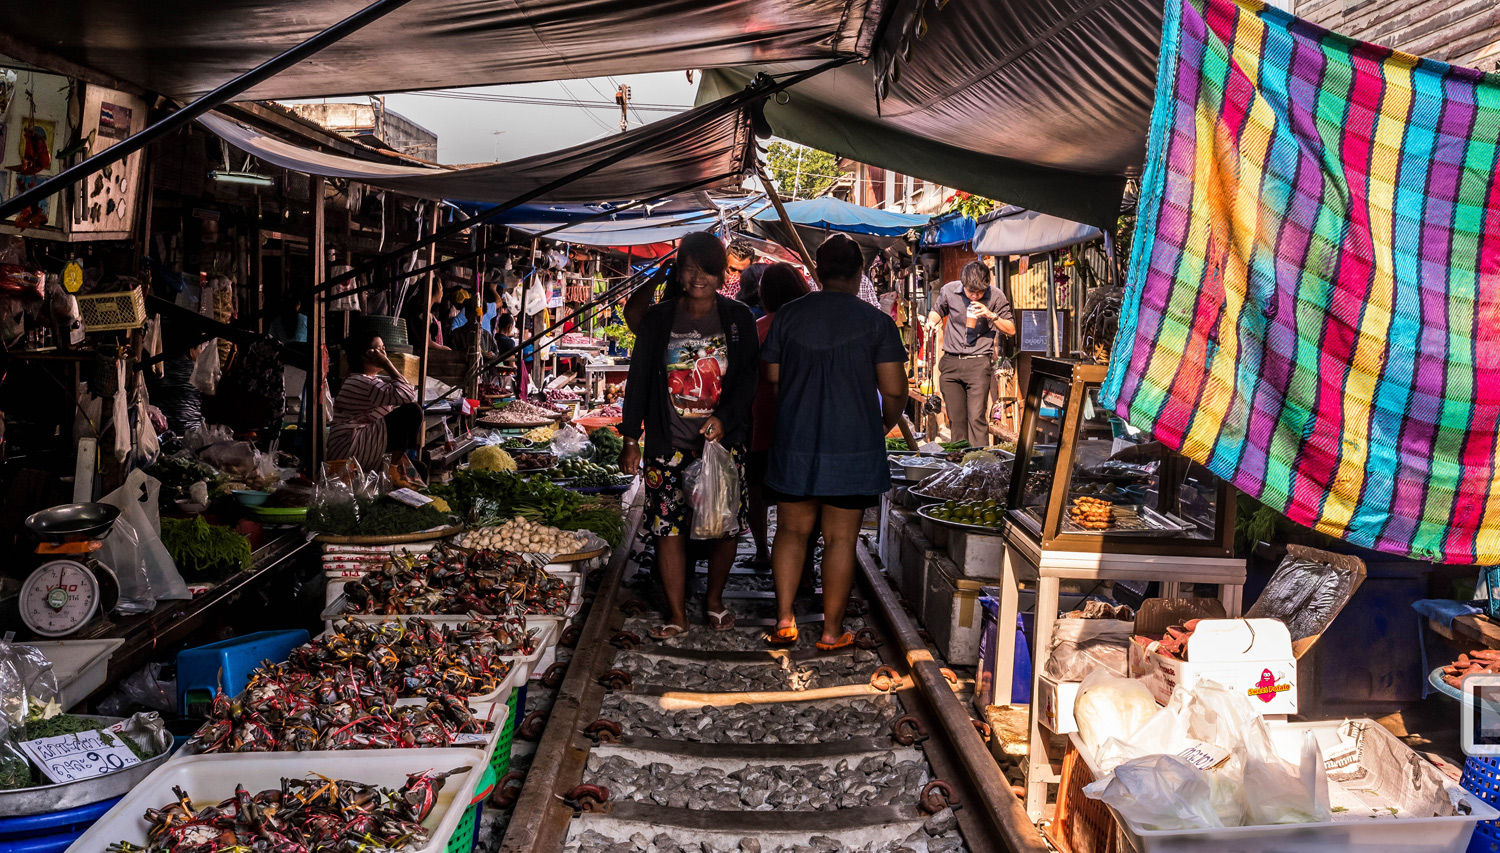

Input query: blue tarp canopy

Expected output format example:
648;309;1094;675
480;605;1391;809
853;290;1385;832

921;212;975;248
751;196;927;237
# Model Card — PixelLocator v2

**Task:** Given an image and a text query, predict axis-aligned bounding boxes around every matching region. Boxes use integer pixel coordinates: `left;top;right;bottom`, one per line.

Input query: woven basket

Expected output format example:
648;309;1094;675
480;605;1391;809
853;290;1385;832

1044;744;1119;853
78;288;146;332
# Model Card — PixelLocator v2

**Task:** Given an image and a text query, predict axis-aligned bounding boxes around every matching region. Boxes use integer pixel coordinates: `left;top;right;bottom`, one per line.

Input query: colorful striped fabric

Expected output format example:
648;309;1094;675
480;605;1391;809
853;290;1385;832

1101;0;1500;563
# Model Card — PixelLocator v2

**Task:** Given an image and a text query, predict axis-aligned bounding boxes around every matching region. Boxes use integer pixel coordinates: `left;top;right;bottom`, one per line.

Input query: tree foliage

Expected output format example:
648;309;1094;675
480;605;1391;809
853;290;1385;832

764;142;841;201
942;191;997;220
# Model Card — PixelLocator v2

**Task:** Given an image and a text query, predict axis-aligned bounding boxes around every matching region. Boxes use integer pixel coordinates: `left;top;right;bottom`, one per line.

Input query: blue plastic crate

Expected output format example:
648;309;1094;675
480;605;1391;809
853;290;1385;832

1465;755;1500;853
177;629;309;714
0;796;120;853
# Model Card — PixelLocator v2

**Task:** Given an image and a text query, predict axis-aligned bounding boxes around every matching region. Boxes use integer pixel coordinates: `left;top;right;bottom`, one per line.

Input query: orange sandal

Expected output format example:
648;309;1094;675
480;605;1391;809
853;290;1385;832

767;625;799;646
816;631;855;651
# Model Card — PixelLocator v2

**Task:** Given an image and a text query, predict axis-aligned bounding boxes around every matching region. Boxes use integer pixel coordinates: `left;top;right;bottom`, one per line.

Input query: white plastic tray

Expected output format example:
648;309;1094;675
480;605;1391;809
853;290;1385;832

177;702;510;760
1071;719;1497;853
69;749;484;853
23;639;124;710
316;616;554;685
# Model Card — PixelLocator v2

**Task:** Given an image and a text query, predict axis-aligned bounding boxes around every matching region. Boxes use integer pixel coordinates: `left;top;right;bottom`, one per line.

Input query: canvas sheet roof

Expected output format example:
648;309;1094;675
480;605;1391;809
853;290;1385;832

198;92;755;204
973;205;1102;255
1;0;883;101
699;0;1163;230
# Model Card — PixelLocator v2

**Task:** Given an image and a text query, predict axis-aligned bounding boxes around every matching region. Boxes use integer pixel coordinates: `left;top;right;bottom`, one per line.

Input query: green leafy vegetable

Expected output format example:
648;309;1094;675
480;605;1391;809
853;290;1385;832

161;517;251;574
307;498;450;537
589;427;624;462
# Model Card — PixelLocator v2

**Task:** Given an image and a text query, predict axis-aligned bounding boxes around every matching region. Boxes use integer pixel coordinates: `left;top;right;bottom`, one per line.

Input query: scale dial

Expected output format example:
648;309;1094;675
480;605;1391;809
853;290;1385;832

20;560;102;637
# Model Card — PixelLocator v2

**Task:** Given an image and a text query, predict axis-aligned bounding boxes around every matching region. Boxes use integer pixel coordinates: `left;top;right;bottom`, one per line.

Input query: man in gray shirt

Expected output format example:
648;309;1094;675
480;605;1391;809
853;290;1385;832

923;261;1015;446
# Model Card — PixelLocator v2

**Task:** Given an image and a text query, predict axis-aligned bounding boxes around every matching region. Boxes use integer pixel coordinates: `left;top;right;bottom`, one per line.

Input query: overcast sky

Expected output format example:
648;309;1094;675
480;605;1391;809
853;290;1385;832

316;72;702;165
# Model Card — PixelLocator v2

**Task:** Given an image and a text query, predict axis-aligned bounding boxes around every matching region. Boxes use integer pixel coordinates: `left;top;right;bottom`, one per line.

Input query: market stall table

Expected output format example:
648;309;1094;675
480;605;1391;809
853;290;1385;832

66;530;314;708
584;362;630;408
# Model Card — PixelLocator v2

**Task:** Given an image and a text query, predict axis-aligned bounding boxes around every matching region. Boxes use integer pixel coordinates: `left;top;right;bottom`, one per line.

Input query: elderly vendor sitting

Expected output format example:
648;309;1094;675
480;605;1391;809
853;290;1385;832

327;331;420;471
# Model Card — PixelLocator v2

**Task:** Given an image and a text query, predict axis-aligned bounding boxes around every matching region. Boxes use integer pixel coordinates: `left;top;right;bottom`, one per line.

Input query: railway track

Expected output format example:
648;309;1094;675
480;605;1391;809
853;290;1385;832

495;507;1047;853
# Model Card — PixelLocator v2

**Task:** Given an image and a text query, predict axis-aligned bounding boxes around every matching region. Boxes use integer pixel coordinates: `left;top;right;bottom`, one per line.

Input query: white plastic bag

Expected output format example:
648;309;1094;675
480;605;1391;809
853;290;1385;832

100;469;192;603
1073;669;1158;755
99;514;154;614
684;440;741;540
111;360;130;462
551;425;591;459
1085;754;1224;831
190;337;220;393
130;374;160;470
1044;618;1134;681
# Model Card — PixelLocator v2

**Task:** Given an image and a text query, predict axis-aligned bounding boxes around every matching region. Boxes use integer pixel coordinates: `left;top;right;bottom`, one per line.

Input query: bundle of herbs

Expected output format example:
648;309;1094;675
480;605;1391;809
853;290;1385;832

433;470;624;548
1;713;161;790
307;496;452;537
161;517;251;574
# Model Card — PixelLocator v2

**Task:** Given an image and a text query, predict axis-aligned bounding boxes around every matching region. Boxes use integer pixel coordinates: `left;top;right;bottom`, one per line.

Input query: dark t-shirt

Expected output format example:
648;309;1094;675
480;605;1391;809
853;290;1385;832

665;306;727;451
761;291;907;496
934;280;1013;356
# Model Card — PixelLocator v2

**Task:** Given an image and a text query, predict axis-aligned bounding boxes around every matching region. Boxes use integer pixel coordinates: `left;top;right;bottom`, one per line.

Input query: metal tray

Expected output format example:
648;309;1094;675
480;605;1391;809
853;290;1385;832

915;505;1006;536
1059;504;1187;536
0;716;173;817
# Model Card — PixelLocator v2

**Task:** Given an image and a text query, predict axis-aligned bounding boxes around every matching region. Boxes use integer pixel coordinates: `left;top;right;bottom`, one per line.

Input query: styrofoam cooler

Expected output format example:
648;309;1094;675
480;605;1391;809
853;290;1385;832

922;548;986;665
68;750;485;853
1070;720;1496;853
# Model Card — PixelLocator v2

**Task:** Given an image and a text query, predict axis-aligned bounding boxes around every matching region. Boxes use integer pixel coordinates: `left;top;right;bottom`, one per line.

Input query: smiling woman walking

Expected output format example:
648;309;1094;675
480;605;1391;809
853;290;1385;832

763;233;909;649
619;232;760;639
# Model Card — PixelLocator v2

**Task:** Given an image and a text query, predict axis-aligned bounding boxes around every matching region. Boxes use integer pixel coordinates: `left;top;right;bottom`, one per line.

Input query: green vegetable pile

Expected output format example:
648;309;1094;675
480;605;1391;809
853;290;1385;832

557;457;625;488
433;469;624;547
161;517;251;574
307;498;451;537
148;454;214;495
589;427;623;462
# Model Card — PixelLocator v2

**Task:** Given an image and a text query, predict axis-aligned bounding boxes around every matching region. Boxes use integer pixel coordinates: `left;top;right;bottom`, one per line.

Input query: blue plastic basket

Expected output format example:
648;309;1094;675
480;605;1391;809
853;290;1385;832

1462;755;1500;853
176;629;309;714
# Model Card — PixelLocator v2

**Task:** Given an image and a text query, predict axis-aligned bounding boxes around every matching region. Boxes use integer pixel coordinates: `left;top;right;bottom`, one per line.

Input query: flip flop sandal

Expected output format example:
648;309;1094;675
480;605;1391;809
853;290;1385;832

707;609;736;631
816;631;855;651
767;625;799;646
740;555;772;570
649;623;690;641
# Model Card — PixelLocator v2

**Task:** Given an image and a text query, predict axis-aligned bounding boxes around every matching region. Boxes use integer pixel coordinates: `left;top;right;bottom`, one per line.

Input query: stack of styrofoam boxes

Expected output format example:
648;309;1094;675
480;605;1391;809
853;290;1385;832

922;529;1007;666
882;506;918;590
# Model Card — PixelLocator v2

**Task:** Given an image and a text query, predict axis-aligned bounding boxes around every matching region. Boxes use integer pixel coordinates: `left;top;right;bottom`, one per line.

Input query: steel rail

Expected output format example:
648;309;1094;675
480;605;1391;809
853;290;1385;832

855;539;1049;853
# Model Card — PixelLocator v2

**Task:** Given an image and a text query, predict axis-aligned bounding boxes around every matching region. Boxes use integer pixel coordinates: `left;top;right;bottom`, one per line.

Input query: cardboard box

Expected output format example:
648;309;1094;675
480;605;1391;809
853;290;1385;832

1038;674;1081;734
1127;597;1297;714
1127;545;1367;717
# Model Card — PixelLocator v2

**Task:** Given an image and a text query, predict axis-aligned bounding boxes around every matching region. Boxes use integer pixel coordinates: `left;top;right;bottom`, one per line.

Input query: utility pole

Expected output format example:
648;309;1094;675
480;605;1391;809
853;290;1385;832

615;84;631;133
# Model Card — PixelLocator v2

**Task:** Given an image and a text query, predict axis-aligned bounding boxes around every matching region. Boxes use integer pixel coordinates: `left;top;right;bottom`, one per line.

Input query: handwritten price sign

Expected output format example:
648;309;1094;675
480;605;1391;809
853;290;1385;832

18;729;141;784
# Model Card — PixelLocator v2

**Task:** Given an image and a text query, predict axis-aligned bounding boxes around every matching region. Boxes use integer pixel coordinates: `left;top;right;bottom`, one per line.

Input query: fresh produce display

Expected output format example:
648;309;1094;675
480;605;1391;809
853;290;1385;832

280;618;519;698
457;518;588;556
962;449;1003;465
479;399;560;425
497;437;533;451
588;426;623;462
915;459;1011;502
431;469;624;548
160;516;252;574
308;497;452;537
189;680;490;754
524;425;557;442
112;768;463;852
267;475;316;507
924;499;1004;529
511;449;555;471
580;403;622;419
545;388;581;402
555;457;625;487
1441;650;1500;689
469;445;517;472
341;546;572;616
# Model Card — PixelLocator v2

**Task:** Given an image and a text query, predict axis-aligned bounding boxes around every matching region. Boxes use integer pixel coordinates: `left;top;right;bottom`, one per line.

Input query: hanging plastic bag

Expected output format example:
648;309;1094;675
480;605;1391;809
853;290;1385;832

190;337;220;394
310;460;362;533
130;375;160;471
74;382;101;441
100;469;192;603
1085;754;1224;831
684;440;741;540
110;360;130;462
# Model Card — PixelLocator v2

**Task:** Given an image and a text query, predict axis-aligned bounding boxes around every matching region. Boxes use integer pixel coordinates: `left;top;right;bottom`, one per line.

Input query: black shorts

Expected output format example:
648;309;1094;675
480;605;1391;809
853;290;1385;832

762;485;881;511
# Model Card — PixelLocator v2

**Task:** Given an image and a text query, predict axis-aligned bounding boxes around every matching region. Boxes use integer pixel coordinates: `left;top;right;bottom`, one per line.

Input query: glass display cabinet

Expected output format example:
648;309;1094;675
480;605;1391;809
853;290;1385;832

1006;357;1235;559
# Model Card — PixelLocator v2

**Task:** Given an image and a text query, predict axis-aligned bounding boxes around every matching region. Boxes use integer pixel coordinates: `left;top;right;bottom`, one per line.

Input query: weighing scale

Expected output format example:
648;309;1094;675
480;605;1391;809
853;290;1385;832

18;504;122;638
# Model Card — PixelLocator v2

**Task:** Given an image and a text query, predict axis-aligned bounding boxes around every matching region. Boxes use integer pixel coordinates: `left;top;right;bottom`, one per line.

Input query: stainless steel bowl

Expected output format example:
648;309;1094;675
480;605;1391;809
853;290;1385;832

24;503;120;544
